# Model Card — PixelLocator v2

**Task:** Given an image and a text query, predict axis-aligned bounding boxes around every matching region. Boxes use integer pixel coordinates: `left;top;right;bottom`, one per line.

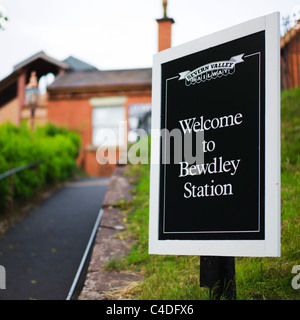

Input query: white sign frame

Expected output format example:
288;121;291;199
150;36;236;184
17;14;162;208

149;12;280;257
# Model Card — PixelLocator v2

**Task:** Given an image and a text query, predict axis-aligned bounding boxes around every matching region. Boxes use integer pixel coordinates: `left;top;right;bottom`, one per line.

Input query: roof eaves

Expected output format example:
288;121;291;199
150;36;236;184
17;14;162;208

47;82;152;94
63;56;98;71
13;51;70;72
0;71;18;91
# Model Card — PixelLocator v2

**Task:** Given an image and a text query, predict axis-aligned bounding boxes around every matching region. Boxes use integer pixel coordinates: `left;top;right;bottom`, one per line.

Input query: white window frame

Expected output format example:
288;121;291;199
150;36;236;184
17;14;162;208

90;96;127;147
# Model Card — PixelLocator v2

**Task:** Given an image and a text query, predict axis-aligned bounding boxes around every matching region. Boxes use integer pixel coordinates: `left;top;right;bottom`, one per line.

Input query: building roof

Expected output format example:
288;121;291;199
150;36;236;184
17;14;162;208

0;51;70;107
48;68;152;92
13;51;69;75
63;56;98;71
0;51;152;105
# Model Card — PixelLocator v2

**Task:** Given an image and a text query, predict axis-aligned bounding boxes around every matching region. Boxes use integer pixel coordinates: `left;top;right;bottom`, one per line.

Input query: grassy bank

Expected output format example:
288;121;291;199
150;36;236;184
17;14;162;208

107;88;300;300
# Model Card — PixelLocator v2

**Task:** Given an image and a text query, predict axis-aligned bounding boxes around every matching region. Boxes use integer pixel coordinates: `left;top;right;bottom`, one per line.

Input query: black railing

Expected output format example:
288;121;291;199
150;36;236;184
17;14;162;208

0;160;43;180
0;159;46;212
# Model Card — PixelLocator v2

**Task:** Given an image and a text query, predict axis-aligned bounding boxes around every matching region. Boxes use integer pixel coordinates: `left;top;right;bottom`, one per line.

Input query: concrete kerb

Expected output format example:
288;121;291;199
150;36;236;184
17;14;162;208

78;166;142;300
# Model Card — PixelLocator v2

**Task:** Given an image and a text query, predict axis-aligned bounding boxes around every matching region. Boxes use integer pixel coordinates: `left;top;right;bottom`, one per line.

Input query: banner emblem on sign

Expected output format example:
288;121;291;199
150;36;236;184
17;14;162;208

178;54;244;86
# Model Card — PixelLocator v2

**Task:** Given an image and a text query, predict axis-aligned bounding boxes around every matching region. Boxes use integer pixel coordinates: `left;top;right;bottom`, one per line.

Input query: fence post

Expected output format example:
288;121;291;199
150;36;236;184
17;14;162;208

34;162;38;175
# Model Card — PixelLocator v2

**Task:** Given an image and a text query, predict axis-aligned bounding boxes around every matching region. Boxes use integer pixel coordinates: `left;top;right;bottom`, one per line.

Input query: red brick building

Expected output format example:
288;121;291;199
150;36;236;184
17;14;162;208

47;59;152;176
0;51;68;126
281;20;300;90
0;5;174;176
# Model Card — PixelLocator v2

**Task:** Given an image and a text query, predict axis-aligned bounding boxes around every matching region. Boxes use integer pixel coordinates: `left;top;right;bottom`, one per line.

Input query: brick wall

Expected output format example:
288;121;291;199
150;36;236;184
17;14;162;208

48;99;92;146
48;94;151;176
282;39;300;89
281;24;300;90
157;18;174;52
48;98;95;174
0;98;19;125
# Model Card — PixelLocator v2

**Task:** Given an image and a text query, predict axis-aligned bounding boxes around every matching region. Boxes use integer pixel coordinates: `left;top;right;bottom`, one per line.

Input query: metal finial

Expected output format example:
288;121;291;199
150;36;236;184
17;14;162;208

163;0;167;18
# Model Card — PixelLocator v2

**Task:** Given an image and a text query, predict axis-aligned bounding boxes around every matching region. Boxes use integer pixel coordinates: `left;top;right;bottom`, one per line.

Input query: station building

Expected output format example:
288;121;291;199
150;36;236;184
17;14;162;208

0;8;174;176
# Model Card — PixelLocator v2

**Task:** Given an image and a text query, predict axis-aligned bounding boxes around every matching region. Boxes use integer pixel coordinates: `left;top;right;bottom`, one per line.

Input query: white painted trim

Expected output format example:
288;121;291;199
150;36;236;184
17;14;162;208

264;12;281;257
89;96;127;107
149;12;281;257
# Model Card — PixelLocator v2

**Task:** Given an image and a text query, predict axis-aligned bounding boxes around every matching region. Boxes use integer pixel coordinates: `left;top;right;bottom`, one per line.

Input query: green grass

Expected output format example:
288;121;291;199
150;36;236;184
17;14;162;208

105;88;300;300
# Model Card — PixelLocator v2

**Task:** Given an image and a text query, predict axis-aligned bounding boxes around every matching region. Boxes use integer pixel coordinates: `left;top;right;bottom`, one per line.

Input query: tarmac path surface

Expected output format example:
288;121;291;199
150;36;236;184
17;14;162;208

0;177;109;300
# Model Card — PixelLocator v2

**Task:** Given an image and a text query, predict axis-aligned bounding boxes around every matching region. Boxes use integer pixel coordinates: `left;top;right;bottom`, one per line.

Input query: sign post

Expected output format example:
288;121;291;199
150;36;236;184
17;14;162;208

149;12;281;298
200;256;236;300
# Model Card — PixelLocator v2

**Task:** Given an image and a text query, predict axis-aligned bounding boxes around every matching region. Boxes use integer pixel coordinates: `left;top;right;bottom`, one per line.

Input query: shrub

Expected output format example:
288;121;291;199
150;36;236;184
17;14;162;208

0;122;81;211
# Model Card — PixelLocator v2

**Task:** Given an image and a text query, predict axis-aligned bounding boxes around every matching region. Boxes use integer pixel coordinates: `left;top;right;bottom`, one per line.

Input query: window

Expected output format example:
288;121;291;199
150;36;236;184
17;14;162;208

128;103;151;143
38;73;55;95
92;105;125;146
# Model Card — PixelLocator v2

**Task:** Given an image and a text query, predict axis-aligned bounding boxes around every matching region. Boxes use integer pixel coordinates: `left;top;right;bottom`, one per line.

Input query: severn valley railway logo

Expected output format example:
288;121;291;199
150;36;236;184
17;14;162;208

178;54;244;86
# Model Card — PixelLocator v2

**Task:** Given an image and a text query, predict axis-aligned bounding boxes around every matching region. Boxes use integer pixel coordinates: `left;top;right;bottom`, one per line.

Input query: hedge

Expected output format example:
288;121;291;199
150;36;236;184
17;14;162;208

0;122;81;212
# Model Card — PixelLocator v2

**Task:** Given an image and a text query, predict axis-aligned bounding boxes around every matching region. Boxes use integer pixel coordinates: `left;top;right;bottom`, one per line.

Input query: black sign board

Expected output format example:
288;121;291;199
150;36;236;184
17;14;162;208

149;13;280;257
160;31;265;240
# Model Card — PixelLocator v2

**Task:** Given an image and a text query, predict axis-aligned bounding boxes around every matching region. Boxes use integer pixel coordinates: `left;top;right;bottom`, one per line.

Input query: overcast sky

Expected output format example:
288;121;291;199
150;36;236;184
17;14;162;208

0;0;300;81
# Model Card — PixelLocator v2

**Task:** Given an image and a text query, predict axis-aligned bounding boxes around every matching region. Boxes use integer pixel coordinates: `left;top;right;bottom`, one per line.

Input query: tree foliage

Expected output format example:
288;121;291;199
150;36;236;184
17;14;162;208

0;10;8;30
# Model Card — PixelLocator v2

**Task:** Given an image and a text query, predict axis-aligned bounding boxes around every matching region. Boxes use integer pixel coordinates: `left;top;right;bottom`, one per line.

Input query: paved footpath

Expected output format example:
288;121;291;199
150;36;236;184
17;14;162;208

0;177;108;300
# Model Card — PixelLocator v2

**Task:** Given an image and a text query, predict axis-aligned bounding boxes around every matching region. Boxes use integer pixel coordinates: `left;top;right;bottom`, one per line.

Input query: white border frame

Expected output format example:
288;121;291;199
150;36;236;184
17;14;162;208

149;12;280;257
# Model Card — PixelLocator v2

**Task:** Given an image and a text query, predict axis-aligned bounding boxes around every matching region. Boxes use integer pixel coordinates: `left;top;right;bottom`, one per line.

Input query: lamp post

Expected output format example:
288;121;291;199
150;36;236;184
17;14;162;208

25;71;39;130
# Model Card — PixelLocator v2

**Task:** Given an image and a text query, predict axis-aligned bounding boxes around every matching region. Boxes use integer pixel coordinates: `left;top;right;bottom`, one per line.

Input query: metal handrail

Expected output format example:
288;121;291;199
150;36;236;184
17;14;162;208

0;160;44;181
0;159;48;212
0;149;79;213
0;146;80;181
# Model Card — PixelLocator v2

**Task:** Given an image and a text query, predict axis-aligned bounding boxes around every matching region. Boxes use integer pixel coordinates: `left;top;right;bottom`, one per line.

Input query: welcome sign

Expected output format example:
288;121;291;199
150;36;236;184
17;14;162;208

149;13;281;257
